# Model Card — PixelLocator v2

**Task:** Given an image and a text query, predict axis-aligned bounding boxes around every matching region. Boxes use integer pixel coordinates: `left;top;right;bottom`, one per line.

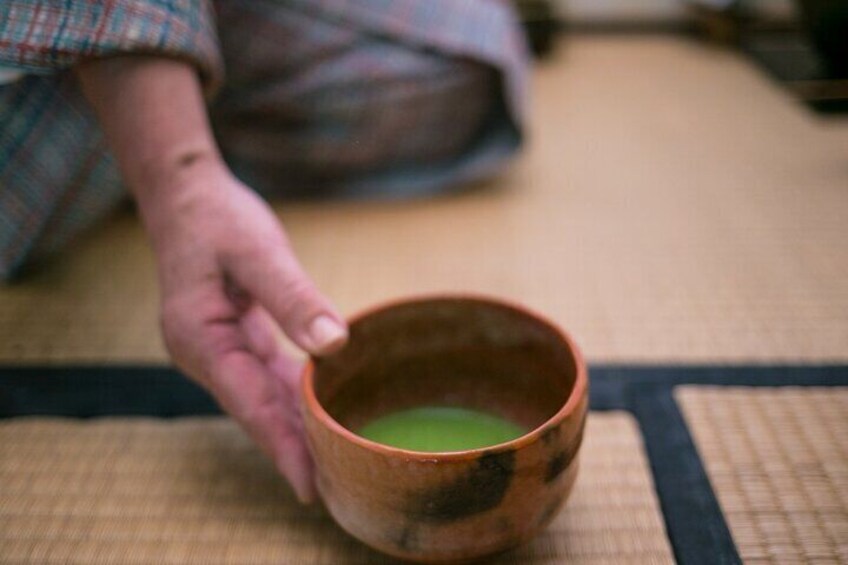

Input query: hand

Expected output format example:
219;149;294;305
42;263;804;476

76;57;347;503
145;159;347;503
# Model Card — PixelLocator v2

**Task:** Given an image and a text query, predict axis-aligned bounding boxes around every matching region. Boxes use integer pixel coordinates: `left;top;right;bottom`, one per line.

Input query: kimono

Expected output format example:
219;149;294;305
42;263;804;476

0;0;528;279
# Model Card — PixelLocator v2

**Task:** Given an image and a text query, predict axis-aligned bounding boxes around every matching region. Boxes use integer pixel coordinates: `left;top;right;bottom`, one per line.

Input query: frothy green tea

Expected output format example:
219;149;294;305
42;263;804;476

357;406;526;452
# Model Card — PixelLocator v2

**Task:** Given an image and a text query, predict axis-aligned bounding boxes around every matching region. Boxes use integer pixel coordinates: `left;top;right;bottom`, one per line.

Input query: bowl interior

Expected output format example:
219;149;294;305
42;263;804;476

311;298;579;440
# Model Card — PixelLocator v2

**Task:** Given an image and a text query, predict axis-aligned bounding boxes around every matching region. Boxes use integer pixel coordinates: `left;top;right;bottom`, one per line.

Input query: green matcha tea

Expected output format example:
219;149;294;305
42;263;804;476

357;406;526;452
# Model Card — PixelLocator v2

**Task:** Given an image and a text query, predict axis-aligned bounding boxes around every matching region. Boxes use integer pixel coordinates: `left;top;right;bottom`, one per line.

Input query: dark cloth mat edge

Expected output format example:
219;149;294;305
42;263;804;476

2;364;847;565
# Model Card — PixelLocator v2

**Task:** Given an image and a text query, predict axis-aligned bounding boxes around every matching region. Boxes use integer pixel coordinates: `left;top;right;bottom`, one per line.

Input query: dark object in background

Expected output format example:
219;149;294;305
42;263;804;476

689;1;750;45
514;0;559;57
721;0;848;114
796;0;848;77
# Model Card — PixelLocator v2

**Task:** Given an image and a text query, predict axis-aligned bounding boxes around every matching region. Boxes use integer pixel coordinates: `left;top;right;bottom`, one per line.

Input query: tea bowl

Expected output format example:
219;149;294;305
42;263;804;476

301;295;588;563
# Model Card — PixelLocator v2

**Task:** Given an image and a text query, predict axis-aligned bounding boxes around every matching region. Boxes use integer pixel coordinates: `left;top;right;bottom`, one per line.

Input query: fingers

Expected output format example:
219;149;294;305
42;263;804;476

227;241;348;356
240;305;304;394
239;304;317;502
210;348;317;504
161;287;317;503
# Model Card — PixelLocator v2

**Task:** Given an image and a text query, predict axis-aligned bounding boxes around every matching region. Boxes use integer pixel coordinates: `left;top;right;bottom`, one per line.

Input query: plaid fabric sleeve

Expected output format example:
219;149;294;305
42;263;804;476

0;0;223;93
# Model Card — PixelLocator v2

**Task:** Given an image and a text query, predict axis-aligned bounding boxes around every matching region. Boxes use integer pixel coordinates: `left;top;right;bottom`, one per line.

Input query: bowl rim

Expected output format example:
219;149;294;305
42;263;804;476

301;293;588;461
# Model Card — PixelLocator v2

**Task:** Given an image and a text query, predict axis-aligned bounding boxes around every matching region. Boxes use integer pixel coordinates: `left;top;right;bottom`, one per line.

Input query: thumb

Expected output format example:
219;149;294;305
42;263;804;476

227;241;347;356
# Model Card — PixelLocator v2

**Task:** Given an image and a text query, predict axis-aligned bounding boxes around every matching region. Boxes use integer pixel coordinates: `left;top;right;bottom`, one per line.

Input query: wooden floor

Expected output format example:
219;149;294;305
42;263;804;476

1;35;847;363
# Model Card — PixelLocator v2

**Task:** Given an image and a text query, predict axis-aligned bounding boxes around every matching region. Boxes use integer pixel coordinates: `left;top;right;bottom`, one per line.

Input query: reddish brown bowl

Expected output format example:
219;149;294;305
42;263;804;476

301;295;588;563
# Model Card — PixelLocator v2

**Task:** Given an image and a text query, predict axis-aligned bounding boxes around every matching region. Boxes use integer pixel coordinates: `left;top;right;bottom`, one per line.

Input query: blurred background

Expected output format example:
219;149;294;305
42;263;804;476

1;0;846;364
1;2;847;563
520;0;848;112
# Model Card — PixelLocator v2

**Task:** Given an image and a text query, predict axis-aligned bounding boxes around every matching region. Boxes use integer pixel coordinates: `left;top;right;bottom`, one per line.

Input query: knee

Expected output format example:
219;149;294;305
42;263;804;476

303;45;501;173
211;2;527;196
216;44;499;180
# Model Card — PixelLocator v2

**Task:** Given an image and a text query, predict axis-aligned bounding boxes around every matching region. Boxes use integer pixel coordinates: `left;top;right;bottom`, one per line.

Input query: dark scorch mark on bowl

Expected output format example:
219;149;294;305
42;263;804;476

394;523;419;551
408;451;516;523
541;425;560;445
545;416;587;483
545;451;569;483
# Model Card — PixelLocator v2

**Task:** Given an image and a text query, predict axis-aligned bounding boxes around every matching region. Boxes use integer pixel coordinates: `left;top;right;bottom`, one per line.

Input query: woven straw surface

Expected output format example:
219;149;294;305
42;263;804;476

676;386;848;564
0;412;672;564
2;36;847;363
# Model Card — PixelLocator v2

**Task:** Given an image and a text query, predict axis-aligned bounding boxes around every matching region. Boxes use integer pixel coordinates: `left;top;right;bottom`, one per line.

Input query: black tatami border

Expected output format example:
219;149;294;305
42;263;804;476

2;364;847;565
590;365;848;565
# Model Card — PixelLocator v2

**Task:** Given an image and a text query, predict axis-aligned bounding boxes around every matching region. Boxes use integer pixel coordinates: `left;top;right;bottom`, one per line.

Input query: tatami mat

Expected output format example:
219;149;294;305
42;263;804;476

676;386;848;564
3;35;847;562
0;412;672;564
1;36;847;363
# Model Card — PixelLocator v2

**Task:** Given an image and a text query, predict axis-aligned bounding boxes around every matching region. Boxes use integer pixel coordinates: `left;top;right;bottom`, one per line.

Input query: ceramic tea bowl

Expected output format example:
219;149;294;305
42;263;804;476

301;295;588;563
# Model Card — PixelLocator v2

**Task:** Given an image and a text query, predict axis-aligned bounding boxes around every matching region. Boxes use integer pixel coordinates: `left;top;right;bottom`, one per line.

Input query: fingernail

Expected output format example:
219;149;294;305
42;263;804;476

276;457;315;505
297;484;317;505
293;483;313;505
308;315;347;354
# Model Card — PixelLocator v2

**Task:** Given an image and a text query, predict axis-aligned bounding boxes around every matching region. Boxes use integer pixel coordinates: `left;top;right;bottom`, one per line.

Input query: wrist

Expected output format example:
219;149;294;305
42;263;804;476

76;55;226;227
133;153;232;250
128;144;223;207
